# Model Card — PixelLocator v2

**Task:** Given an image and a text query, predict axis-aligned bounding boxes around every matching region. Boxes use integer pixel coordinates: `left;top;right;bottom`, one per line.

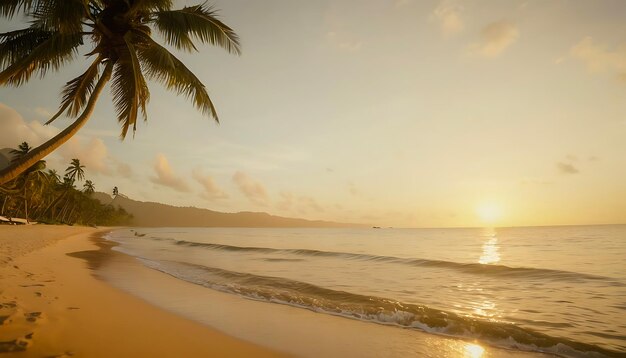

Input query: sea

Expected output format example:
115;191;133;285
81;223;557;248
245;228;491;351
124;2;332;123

102;225;626;357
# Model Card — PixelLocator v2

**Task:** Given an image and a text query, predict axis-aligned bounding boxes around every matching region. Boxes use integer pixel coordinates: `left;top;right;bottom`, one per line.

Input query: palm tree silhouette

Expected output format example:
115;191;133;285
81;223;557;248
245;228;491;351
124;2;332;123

0;0;240;185
10;142;32;162
65;158;85;184
83;180;95;195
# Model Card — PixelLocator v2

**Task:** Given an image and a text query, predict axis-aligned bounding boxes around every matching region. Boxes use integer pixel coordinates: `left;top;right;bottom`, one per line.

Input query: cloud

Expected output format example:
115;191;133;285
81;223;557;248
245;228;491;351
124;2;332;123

432;2;464;37
570;37;626;82
469;21;519;58
0;103;58;149
232;171;269;206
192;169;228;201
0;103;132;180
59;137;110;175
150;154;191;192
557;162;579;174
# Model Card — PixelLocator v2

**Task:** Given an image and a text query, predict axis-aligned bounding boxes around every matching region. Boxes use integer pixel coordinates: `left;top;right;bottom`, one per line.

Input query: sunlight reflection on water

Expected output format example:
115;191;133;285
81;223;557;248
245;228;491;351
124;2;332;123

464;343;485;357
479;236;501;264
472;299;497;318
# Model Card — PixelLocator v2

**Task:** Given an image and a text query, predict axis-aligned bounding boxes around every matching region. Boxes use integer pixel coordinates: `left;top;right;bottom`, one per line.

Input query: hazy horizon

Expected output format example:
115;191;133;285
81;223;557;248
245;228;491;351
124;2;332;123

1;0;625;228
92;191;626;229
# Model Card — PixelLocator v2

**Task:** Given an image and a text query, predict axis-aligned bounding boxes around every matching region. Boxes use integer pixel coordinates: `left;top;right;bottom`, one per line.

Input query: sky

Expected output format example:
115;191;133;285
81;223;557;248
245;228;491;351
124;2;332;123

1;0;625;228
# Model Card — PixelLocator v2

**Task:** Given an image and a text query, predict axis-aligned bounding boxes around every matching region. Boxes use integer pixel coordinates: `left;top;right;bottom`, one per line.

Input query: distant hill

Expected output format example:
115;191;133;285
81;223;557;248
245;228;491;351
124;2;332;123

92;192;365;228
0;148;13;170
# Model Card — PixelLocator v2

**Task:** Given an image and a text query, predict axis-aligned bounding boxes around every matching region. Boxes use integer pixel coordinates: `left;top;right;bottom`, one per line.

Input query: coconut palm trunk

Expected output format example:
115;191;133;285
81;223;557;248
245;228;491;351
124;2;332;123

0;62;113;185
23;195;28;223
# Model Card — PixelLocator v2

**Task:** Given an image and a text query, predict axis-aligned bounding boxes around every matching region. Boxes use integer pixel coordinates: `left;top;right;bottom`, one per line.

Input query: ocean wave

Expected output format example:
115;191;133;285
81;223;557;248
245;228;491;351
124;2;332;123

140;259;622;358
169;239;621;284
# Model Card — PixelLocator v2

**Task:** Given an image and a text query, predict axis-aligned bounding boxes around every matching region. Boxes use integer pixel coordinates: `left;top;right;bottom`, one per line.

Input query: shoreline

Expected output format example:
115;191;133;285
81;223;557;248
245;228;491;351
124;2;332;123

0;226;284;357
98;228;557;358
1;225;559;357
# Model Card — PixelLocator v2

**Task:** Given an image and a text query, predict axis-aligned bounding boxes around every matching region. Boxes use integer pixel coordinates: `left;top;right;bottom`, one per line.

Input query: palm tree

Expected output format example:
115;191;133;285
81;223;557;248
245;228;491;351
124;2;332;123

47;169;61;183
16;158;47;222
107;185;119;206
1;141;33;193
65;158;85;184
0;0;241;185
1;142;46;221
83;180;95;195
10;142;32;162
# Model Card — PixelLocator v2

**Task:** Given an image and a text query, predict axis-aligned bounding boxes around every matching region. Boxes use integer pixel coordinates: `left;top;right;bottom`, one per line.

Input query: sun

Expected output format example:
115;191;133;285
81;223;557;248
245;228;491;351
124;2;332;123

476;202;503;224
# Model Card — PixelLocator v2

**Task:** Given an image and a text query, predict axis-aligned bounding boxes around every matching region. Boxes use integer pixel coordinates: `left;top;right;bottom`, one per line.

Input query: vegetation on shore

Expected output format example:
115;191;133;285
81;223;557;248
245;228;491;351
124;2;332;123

0;0;240;185
0;142;132;226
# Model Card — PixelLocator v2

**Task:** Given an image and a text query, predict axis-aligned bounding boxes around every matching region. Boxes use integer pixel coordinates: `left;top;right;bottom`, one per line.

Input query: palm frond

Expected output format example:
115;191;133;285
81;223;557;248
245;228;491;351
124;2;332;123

31;0;87;34
134;30;218;121
0;0;38;18
129;0;172;13
65;158;85;182
0;26;53;69
47;55;101;124
0;31;83;86
111;33;150;139
150;3;240;54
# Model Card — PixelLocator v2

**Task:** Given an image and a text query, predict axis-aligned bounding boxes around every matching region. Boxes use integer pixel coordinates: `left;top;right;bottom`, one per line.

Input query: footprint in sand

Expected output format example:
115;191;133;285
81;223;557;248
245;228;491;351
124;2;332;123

0;315;10;325
0;301;18;320
0;332;34;353
24;312;43;322
0;301;17;309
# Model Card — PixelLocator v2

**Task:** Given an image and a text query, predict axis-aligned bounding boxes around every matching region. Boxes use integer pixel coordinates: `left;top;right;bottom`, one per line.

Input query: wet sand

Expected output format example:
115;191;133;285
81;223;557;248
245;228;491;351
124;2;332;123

97;231;557;358
0;226;284;357
0;225;557;357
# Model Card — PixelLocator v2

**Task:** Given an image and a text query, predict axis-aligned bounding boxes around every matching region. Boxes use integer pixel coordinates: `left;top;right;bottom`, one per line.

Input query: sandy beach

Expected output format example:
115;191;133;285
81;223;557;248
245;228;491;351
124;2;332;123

0;226;283;357
0;225;562;358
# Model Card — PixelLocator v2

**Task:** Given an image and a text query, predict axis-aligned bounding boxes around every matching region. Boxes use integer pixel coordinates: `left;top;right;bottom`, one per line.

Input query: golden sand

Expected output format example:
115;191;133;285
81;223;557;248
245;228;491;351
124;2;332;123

0;225;284;357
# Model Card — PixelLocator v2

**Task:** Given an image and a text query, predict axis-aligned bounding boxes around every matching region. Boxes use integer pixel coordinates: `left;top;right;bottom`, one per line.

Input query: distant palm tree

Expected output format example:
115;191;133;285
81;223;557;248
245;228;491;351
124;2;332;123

14;157;47;223
107;185;120;206
2;142;33;192
65;159;85;184
47;169;61;183
0;0;241;185
10;142;32;162
83;180;95;195
1;141;48;219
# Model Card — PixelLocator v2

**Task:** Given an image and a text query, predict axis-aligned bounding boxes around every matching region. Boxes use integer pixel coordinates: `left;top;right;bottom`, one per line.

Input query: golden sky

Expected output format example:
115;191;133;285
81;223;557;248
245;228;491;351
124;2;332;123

1;0;625;227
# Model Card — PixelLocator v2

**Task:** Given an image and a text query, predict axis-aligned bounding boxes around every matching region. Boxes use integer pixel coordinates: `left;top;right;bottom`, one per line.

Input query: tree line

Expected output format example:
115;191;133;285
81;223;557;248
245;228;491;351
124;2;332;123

0;142;133;226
